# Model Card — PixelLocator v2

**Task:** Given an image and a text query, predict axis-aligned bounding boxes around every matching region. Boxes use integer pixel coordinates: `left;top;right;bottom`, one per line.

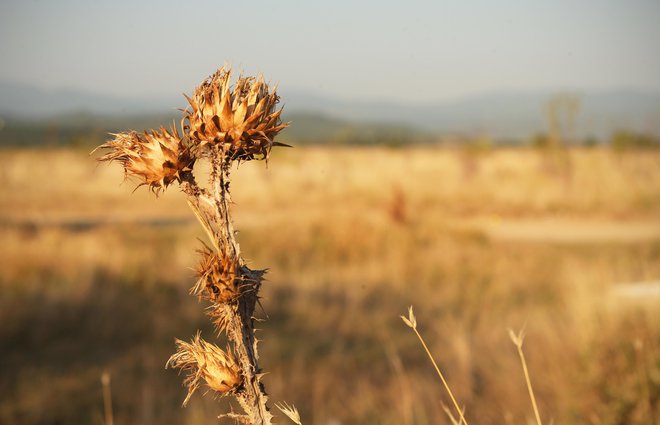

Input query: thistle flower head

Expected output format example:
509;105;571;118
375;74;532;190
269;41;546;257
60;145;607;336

192;244;238;303
95;126;194;194
166;333;242;406
183;66;289;161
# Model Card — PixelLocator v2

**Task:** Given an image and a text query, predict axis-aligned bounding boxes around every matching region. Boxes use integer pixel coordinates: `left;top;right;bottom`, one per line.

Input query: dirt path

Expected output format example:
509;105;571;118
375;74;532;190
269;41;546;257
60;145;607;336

455;217;660;243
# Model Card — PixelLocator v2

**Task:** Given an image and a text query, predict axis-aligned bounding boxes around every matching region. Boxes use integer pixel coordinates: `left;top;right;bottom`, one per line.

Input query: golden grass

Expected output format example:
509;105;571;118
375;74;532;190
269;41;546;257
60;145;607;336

509;329;543;425
0;146;659;424
402;306;468;425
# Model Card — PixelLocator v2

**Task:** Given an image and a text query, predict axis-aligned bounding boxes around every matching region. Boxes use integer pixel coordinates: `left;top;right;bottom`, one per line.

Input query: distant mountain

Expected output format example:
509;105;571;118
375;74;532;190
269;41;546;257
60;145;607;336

0;81;182;117
1;80;660;141
279;87;660;139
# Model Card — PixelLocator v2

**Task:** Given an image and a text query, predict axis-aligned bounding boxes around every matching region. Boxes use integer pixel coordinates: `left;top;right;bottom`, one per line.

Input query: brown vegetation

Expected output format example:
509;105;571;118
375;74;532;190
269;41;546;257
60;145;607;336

0;146;658;424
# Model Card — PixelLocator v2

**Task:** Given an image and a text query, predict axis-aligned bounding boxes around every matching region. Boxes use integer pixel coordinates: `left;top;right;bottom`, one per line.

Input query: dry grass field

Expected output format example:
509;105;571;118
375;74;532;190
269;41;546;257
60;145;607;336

1;146;659;425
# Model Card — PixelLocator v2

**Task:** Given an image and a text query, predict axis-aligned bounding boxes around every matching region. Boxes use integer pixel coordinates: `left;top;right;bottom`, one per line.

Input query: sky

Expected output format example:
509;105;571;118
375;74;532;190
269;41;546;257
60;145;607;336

1;0;659;103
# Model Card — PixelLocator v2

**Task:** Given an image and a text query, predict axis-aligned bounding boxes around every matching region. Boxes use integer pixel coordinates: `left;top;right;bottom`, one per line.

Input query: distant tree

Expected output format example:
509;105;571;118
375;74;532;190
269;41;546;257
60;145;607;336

530;132;551;149
545;94;581;147
536;94;581;182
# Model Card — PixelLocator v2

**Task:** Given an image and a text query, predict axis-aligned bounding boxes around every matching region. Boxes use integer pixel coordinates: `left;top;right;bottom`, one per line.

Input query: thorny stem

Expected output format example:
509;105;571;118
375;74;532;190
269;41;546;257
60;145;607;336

181;154;272;424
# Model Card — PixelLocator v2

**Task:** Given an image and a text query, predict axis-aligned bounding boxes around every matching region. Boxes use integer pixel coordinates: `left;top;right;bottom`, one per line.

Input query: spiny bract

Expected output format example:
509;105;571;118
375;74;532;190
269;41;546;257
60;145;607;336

96;127;194;193
183;67;289;161
193;244;239;303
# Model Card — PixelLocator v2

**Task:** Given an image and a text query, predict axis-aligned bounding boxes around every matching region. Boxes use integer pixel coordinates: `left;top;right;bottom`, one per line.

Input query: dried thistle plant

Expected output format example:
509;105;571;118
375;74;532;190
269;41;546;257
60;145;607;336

95;66;290;425
183;68;289;161
95;126;194;194
167;333;242;406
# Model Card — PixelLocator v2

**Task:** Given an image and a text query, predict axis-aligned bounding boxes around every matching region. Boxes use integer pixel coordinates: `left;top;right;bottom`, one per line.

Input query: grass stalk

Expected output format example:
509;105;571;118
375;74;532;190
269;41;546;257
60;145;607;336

509;329;543;425
401;306;469;425
100;371;114;425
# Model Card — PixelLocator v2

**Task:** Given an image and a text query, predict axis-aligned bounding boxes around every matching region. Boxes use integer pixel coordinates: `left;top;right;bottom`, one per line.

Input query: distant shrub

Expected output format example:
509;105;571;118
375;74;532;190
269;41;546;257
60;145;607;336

611;131;659;151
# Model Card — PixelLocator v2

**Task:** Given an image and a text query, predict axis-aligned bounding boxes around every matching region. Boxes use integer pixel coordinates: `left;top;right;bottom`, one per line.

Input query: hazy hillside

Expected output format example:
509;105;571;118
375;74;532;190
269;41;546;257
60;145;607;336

0;81;183;117
280;87;660;139
1;81;660;144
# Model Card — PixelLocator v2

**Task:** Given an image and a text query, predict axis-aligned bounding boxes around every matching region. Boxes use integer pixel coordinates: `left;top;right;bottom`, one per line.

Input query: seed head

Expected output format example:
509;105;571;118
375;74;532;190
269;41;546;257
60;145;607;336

167;333;242;406
193;244;239;303
95;126;194;194
183;66;289;161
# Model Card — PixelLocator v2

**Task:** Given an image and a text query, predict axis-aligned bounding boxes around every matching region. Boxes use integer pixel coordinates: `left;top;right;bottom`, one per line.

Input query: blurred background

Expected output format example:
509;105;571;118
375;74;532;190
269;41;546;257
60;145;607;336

1;1;659;424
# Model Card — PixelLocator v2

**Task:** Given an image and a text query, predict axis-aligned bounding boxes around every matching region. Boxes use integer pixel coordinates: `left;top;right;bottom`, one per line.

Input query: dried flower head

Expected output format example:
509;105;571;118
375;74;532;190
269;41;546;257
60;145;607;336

166;333;242;406
193;244;239;303
96;126;194;193
183;67;289;161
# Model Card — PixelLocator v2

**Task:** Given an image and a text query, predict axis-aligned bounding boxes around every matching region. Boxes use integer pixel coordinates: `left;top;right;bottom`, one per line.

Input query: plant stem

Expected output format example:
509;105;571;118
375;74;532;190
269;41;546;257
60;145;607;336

190;152;271;424
101;372;114;425
411;327;469;425
513;340;542;425
179;155;271;424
